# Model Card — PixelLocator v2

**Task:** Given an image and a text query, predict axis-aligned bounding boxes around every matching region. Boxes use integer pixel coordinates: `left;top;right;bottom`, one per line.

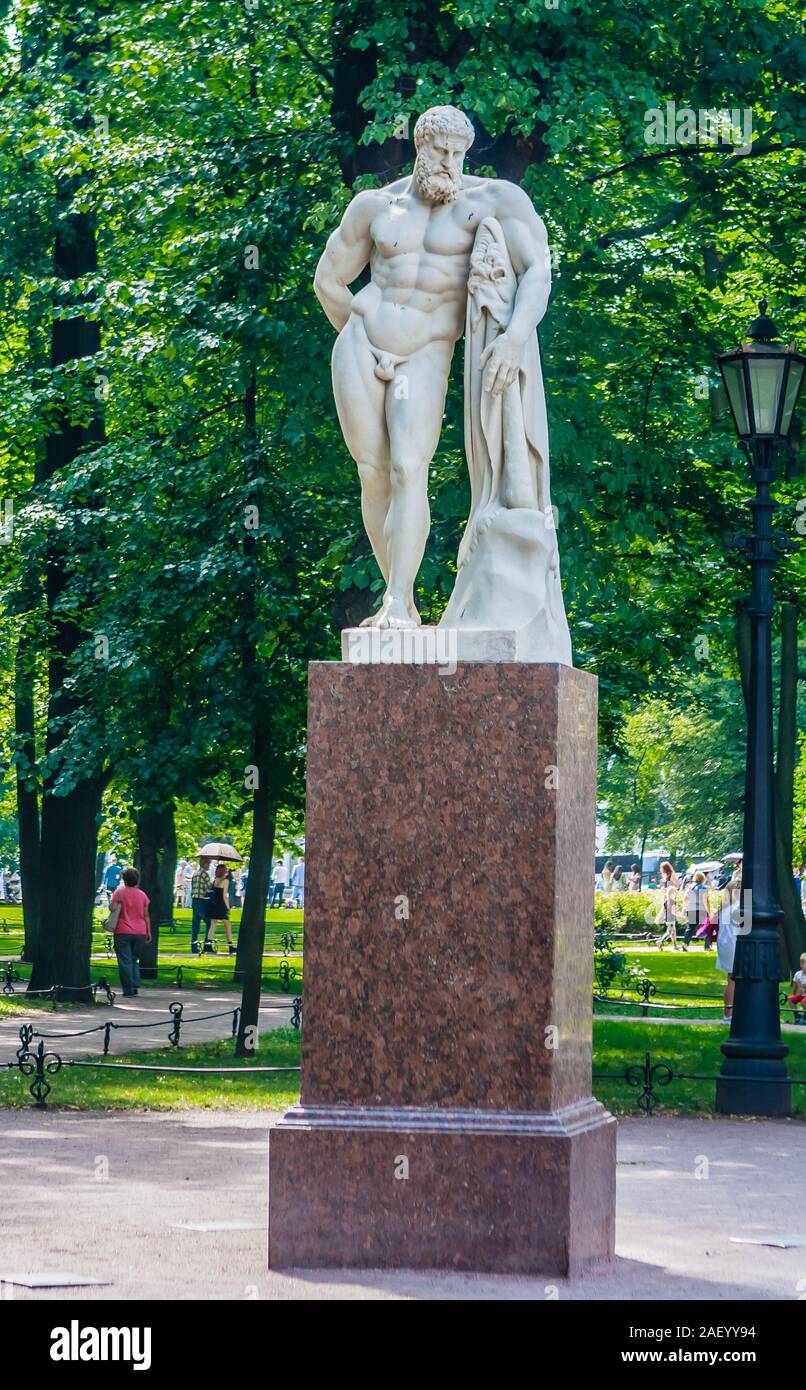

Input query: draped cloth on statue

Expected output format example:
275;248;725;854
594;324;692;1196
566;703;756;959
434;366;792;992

440;217;572;665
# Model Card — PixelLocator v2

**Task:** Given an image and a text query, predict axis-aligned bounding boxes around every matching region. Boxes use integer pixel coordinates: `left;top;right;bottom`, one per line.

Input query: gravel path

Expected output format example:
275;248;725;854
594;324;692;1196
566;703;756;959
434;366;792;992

0;1111;804;1300
0;987;296;1060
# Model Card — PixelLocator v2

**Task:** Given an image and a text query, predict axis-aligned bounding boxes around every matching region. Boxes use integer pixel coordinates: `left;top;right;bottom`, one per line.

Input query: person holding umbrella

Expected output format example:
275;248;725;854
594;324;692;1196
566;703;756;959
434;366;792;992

194;842;241;953
205;861;236;954
681;870;710;950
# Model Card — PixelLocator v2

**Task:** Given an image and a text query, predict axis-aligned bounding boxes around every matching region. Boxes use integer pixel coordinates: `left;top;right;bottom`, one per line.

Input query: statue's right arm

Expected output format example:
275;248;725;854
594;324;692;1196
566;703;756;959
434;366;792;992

313;192;378;332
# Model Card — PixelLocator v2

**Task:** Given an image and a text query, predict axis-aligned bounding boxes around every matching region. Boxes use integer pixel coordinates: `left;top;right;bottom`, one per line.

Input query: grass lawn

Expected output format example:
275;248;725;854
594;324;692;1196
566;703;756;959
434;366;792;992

3;914;803;1116
593;1017;806;1116
0;904;303;955
3;1015;805;1116
0;905;304;1012
595;942;780;1019
0;1027;302;1111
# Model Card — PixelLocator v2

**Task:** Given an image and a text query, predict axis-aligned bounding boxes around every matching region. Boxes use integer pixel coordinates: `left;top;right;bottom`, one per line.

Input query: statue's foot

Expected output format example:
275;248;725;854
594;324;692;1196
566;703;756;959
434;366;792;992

360;595;418;629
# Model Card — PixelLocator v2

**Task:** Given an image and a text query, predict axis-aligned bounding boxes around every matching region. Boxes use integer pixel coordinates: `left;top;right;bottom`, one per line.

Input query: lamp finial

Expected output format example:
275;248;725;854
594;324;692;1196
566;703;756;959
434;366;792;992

748;298;780;345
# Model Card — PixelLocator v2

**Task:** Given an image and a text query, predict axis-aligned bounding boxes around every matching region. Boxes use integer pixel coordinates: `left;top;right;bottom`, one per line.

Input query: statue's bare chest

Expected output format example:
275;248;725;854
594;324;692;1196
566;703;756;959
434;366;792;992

371;198;485;261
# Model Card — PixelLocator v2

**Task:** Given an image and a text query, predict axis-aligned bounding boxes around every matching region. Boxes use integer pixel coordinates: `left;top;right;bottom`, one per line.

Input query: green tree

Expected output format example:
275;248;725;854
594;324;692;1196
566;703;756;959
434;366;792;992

0;0;803;997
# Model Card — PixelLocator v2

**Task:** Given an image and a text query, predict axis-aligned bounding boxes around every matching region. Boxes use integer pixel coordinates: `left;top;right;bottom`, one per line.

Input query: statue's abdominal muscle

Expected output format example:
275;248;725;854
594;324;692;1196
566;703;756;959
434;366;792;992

359;253;469;354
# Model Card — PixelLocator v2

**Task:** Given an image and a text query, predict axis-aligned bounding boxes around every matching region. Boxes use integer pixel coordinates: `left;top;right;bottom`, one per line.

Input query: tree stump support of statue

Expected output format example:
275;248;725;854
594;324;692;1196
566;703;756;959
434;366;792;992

268;659;615;1275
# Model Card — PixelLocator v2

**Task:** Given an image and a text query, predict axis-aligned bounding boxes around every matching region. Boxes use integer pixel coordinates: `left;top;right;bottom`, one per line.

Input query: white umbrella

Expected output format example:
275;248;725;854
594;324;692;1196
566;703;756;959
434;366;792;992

691;861;723;873
724;852;743;863
198;841;242;863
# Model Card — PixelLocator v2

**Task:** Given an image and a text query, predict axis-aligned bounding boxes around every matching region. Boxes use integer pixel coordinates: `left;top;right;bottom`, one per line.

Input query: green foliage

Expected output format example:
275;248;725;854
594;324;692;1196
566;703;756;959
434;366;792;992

0;1027;302;1110
599;694;746;857
794;732;806;865
0;0;803;876
594;890;655;935
593;912;649;995
593;1018;806;1115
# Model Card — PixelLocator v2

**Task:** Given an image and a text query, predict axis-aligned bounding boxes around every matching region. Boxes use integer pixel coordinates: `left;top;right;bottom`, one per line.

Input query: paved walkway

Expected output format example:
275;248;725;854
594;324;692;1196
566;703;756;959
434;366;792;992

0;1112;803;1300
597;1010;805;1031
0;987;296;1060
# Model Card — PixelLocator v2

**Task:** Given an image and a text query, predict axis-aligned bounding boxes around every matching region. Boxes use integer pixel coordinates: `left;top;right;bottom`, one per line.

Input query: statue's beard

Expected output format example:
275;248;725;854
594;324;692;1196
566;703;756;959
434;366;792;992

413;151;462;204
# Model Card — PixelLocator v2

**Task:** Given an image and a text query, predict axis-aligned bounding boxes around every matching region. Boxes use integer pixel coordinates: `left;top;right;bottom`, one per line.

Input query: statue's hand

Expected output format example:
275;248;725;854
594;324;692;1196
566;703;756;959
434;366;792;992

480;333;523;396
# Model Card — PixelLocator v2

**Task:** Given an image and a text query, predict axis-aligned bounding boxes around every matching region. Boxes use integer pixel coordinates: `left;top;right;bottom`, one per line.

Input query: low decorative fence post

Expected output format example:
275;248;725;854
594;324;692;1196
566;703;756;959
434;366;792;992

168;1001;183;1047
17;1038;63;1109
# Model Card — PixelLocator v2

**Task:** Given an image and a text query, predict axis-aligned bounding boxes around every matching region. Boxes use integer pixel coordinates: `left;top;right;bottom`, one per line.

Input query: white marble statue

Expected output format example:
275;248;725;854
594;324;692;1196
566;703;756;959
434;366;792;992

314;104;571;662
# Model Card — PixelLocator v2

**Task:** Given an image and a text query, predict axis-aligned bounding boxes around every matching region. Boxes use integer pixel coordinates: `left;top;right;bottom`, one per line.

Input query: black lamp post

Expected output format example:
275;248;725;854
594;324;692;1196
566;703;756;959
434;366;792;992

715;300;806;1116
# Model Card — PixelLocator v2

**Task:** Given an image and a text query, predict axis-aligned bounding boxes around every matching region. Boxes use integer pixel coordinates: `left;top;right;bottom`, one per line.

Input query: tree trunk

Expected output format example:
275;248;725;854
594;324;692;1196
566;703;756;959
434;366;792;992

30;207;105;1000
235;723;276;1055
15;626;40;963
30;779;103;996
135;804;177;978
775;603;806;972
232;365;277;1052
30;15;107;1001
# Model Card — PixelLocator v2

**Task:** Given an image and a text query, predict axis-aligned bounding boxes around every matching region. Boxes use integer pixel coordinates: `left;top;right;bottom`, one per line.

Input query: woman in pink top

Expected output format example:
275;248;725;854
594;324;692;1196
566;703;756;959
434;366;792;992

110;867;151;997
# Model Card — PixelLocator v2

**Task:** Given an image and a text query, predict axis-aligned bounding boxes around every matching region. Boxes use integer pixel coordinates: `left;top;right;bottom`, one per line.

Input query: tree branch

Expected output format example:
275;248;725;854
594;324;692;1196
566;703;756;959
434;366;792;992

588;138;803;185
286;25;333;89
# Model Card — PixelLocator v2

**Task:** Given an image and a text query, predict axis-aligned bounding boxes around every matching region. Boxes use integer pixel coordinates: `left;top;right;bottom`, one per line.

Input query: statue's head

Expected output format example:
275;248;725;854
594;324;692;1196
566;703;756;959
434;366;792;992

413;105;474;204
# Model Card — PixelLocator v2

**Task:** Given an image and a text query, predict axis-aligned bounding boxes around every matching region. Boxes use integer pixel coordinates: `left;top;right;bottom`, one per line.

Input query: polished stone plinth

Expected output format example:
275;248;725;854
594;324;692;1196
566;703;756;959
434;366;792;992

268;661;615;1274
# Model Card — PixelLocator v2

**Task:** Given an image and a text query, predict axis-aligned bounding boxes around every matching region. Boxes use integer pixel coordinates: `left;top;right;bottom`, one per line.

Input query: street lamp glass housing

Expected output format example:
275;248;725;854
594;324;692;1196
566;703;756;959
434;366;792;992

717;304;806;442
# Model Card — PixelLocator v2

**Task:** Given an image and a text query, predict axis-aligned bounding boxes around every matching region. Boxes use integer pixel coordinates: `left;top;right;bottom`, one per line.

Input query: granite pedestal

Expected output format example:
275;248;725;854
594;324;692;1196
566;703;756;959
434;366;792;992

268;661;615;1274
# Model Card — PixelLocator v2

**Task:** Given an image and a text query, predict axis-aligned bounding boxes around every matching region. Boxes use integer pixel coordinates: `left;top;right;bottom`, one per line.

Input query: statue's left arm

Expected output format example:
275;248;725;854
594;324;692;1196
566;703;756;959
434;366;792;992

480;182;551;397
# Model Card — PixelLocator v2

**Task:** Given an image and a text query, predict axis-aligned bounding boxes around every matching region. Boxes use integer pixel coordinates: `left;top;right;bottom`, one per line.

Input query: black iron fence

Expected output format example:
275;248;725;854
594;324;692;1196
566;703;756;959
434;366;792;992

10;995;302;1056
9;1038;301;1108
1;954;302;1002
594;975;805;1023
4;991;304;1107
594;1050;806;1115
2;963;117;1006
6;1036;804;1114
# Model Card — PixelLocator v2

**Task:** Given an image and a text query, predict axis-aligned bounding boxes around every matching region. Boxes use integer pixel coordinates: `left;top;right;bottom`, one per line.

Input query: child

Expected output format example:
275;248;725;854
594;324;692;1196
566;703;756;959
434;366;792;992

787;953;806;1024
655;867;679;951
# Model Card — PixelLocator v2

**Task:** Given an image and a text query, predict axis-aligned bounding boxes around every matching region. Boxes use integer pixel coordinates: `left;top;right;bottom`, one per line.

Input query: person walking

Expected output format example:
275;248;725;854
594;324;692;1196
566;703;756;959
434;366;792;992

190;855;212;954
109;867;151;998
291;857;305;908
787;953;806;1024
655;865;680;950
269;857;287;908
697;901;719;951
600;861;615;894
716;869;742;1022
182;860;194;909
173;859;186;908
205;862;236;954
628;863;642;892
102;853;123;905
681;871;710;950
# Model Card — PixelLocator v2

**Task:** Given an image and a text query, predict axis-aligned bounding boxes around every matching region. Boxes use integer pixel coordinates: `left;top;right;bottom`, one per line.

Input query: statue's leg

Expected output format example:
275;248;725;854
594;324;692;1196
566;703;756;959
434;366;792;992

331;317;392;585
375;342;450;627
